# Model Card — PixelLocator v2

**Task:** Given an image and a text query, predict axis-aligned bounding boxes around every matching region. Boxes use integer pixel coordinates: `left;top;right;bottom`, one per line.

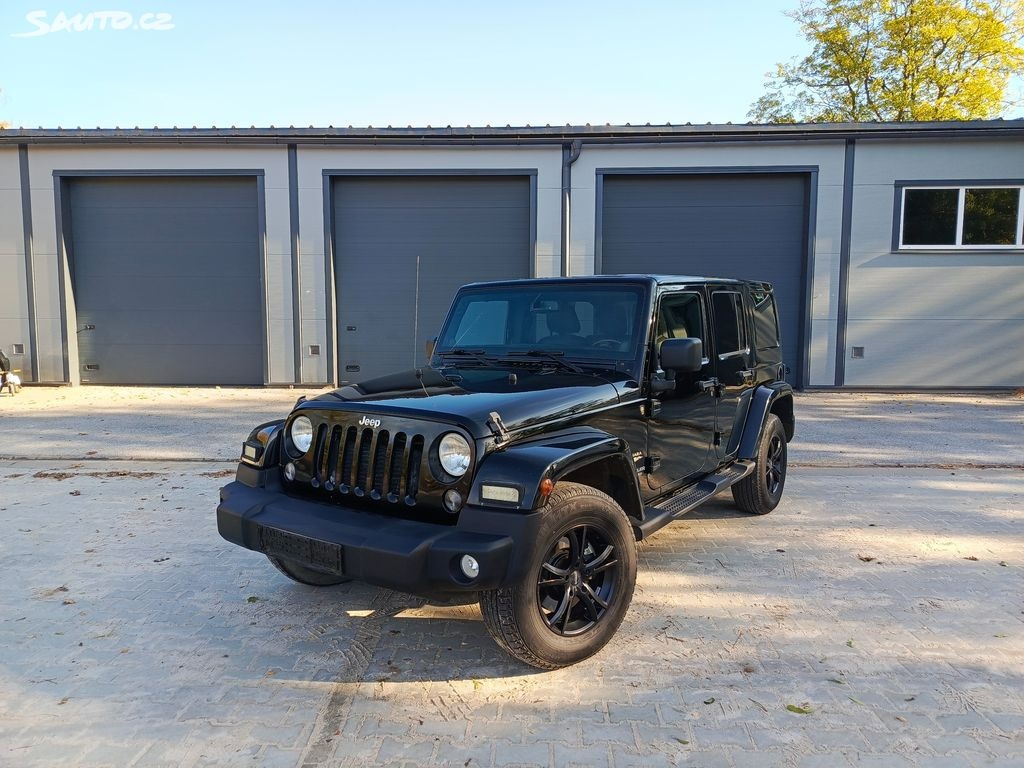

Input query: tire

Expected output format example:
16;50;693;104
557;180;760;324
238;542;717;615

732;413;787;515
267;555;350;586
479;482;637;669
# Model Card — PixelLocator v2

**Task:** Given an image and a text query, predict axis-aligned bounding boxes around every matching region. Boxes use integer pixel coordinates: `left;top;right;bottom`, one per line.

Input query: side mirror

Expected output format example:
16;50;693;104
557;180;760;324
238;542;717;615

425;337;437;358
660;337;703;372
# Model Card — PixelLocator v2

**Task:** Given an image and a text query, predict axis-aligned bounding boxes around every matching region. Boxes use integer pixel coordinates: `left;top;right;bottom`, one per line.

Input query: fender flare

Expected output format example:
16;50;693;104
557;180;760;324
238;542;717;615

241;419;285;468
737;383;794;460
468;426;644;519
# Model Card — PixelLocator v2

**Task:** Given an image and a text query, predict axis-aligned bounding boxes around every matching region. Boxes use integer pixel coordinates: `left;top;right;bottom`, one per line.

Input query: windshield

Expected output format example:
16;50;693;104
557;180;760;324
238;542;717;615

433;283;649;373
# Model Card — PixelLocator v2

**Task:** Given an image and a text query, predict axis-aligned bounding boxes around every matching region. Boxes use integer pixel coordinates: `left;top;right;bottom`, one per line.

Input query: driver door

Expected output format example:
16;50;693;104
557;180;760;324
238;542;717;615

645;289;717;493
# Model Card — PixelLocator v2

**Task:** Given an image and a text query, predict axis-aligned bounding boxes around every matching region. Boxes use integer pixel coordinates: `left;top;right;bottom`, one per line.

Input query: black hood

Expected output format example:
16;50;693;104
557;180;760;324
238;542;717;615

301;366;636;439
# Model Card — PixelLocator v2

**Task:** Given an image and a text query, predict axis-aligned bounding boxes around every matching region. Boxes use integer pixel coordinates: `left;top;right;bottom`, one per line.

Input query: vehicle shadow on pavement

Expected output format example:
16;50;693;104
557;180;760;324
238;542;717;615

230;576;545;685
685;495;750;520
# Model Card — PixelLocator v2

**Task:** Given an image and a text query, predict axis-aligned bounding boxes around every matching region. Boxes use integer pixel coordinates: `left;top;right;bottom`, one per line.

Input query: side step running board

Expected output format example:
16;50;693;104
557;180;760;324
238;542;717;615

632;460;756;540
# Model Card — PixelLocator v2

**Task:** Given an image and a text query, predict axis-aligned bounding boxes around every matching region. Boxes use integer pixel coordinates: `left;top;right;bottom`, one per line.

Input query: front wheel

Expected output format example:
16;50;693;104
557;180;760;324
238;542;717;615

480;482;637;669
267;556;350;586
732;413;787;514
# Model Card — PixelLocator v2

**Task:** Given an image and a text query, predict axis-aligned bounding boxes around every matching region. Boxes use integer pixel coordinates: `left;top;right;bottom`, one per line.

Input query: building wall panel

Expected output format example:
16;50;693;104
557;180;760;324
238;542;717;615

845;139;1024;386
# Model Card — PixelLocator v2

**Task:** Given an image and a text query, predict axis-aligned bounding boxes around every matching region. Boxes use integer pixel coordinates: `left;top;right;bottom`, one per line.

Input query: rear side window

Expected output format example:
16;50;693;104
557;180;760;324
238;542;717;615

711;291;745;356
750;289;781;351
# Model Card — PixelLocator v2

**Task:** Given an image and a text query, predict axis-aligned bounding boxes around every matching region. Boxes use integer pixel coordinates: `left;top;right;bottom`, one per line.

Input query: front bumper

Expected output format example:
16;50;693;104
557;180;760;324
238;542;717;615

217;465;542;598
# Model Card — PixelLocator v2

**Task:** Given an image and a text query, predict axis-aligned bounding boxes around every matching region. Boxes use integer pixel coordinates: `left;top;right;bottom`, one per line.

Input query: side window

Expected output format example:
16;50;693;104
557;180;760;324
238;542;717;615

656;292;706;347
750;289;781;351
711;291;746;357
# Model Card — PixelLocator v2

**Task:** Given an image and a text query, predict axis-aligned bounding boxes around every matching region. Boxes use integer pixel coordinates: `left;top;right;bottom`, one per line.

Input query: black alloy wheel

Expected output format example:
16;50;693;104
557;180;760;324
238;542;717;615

732;412;788;515
480;482;637;669
765;429;786;497
536;524;619;636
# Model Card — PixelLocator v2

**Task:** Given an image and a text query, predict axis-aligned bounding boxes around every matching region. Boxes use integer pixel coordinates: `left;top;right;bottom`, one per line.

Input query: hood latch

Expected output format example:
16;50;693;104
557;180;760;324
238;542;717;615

486;411;511;444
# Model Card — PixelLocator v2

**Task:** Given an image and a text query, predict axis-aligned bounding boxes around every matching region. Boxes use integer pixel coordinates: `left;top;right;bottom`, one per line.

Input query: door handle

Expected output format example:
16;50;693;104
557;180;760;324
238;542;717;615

698;377;721;397
642;400;662;418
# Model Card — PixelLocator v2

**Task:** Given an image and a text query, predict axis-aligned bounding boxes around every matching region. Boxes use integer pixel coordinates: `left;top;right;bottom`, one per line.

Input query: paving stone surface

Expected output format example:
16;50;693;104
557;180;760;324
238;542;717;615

0;389;1021;767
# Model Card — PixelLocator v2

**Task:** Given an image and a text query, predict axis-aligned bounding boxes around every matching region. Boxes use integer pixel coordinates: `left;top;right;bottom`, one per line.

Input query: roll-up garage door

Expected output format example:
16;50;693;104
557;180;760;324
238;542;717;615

332;175;531;382
600;173;808;384
67;176;263;385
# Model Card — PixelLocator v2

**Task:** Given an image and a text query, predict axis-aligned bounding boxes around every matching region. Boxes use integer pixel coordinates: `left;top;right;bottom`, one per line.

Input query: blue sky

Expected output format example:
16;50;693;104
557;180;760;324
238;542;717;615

4;1;805;128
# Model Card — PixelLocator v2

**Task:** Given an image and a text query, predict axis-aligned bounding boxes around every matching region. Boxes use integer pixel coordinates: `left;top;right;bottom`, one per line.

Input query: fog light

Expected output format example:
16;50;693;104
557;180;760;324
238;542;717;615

460;555;480;579
443;489;463;513
283;462;296;481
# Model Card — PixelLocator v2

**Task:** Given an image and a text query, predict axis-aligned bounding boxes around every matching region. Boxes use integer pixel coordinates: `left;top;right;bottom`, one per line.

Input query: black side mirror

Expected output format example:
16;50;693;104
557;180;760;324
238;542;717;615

660;337;703;372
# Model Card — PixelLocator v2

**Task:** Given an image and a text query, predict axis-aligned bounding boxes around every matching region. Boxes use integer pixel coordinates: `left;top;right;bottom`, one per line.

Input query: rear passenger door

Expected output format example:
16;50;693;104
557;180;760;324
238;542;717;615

710;287;754;458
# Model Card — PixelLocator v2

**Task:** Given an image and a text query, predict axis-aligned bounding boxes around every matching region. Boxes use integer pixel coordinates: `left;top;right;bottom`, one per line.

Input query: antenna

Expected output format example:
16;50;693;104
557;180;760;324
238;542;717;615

412;254;421;368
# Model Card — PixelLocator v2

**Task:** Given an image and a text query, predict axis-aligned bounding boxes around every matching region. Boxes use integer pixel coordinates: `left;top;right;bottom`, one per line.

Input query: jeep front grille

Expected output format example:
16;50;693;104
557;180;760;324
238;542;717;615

309;423;424;505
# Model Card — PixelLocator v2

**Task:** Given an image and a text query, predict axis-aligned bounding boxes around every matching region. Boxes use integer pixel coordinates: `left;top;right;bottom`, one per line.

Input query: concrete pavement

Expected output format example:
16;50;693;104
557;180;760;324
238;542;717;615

1;387;1020;468
0;388;1021;767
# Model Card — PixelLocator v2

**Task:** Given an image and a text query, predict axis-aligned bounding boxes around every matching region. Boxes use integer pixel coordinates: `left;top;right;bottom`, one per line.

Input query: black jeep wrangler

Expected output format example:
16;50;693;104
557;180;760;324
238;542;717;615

217;276;794;668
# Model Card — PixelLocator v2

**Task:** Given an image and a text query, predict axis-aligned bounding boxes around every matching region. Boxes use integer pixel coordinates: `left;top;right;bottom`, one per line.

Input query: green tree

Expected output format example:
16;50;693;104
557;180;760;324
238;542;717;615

750;0;1024;122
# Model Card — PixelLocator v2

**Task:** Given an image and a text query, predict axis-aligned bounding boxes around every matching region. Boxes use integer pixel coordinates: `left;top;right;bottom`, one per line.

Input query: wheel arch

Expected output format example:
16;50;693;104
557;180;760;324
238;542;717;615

469;427;644;521
769;392;794;442
241;419;286;468
557;452;644;523
737;383;794;460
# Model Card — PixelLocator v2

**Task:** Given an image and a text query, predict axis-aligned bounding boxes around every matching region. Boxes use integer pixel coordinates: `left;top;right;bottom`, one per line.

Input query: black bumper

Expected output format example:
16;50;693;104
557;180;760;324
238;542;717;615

217;466;542;598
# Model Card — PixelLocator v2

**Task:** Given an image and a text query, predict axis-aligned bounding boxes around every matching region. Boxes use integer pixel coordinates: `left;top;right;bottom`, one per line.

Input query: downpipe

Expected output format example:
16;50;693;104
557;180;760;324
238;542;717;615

560;140;583;276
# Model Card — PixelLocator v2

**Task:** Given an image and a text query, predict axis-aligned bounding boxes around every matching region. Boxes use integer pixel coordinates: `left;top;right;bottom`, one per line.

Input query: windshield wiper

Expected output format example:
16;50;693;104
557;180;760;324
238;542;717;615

506;349;586;374
436;348;498;367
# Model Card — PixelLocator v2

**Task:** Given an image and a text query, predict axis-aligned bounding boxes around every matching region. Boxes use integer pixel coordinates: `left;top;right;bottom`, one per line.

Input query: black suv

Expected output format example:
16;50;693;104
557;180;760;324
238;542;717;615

218;276;794;668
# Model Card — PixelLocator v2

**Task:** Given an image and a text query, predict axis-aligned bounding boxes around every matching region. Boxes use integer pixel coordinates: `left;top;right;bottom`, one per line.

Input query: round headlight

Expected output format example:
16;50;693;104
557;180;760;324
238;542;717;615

438;432;471;477
289;415;314;454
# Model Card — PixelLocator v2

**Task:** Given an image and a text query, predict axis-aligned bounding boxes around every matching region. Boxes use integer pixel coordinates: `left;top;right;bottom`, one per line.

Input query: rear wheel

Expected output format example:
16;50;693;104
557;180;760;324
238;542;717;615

732;413;787;514
480;482;637;669
267;556;350;586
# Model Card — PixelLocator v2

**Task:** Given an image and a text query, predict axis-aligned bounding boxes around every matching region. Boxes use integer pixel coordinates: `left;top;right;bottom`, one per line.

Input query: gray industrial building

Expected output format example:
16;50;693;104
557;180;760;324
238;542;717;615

1;121;1021;389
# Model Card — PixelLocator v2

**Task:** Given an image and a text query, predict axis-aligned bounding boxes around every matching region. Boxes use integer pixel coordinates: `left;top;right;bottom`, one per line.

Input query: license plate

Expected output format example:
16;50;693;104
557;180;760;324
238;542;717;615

259;527;345;575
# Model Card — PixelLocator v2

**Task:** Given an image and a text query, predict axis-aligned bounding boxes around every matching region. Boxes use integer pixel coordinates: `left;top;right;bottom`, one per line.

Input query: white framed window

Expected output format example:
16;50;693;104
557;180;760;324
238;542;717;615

898;184;1024;249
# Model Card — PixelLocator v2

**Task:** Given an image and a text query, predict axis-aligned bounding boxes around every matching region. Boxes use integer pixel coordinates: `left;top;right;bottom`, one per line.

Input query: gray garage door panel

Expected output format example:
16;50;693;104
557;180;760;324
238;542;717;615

65;207;256;244
333;176;531;382
601;173;807;384
68;242;257;278
68;177;263;385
